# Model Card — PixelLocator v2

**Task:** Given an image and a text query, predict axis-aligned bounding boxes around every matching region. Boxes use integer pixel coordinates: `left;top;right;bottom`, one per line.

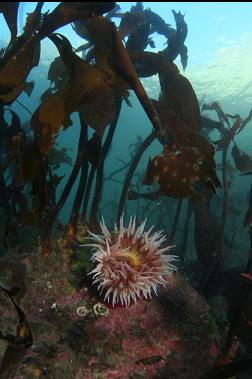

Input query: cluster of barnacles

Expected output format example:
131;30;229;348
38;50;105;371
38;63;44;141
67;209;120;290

76;302;109;318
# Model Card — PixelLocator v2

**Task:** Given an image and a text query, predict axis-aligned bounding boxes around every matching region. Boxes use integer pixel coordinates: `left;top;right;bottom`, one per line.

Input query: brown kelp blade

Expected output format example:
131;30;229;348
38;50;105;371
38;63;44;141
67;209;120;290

129;50;201;133
0;41;40;90
0;2;19;42
201;115;222;131
202;359;252;379
119;11;146;39
0;41;40;104
71;17;131;129
180;44;188;71
0;345;28;379
21;141;47;213
22;2;44;36
126;10;151;51
129;50;168;77
24;81;35;97
32;33;114;155
35;2;116;41
231;143;252;174
0;282;33;379
0;3;115;72
112;26;162;133
47;56;68;87
160;10;188;67
47;33;76;72
72;16;162;135
142;138;221;203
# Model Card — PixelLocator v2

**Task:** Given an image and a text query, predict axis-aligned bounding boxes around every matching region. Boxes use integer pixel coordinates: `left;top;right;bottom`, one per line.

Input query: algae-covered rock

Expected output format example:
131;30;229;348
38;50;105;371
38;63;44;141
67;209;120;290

0;242;221;379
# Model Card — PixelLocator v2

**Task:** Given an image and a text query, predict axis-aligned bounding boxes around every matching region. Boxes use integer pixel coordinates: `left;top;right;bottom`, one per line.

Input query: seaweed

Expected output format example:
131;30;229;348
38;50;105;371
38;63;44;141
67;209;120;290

0;282;33;379
0;3;251;377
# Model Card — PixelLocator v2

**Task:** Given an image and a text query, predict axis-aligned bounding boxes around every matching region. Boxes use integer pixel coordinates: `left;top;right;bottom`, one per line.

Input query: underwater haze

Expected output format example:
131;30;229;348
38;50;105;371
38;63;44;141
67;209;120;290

0;2;252;379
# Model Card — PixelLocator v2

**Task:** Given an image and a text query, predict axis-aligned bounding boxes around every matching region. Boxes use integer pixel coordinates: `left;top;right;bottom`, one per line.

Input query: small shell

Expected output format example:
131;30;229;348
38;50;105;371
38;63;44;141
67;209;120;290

76;306;89;317
93;303;109;317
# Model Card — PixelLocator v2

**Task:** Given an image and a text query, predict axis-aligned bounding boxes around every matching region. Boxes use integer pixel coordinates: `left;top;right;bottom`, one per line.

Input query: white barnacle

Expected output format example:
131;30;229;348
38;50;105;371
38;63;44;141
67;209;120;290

93;303;110;317
76;306;90;317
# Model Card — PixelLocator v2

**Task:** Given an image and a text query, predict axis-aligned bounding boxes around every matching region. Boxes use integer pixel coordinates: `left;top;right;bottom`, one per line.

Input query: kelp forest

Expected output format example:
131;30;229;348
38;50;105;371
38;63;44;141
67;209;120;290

0;2;252;379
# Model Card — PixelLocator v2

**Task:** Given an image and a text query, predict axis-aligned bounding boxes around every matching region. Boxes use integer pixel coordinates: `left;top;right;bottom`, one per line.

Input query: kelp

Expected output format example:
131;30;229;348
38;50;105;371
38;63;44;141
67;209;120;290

10;140;47;224
126;10;152;51
89;99;123;227
0;247;26;295
104;4;122;20
23;81;35;97
142;142;221;203
231;143;252;174
0;282;33;379
74;16;162;133
0;2;19;42
0;2;116;103
127;189;159;201
201;115;223;131
0;6;220;241
22;2;44;37
118;10;148;38
33;16;163;156
69;120;89;230
0;41;40;104
117;5;188;68
0;3;41;102
157;64;201;134
202;359;252;379
22;142;47;204
83;133;102;169
194;204;223;269
202;101;231;126
202;103;252;151
34;2;116;42
47;56;68;89
73;16;127;94
203;102;252;229
117;130;158;222
115;46;219;215
41;120;90;245
216;161;236;182
215;116;242;151
160;10;188;70
31;33;118;155
48;146;73;169
1;108;23;145
134;50;218;202
1;6;252;373
130;51;201;134
1;2;115;58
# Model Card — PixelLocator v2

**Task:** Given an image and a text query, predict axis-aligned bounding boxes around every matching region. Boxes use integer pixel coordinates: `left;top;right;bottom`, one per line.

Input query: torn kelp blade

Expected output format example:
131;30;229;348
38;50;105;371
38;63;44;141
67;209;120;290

0;282;33;379
35;2;116;42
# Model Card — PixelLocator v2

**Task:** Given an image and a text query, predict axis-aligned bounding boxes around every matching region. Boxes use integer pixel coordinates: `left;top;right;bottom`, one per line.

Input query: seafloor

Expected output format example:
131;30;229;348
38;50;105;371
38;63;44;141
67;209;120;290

0;234;220;379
